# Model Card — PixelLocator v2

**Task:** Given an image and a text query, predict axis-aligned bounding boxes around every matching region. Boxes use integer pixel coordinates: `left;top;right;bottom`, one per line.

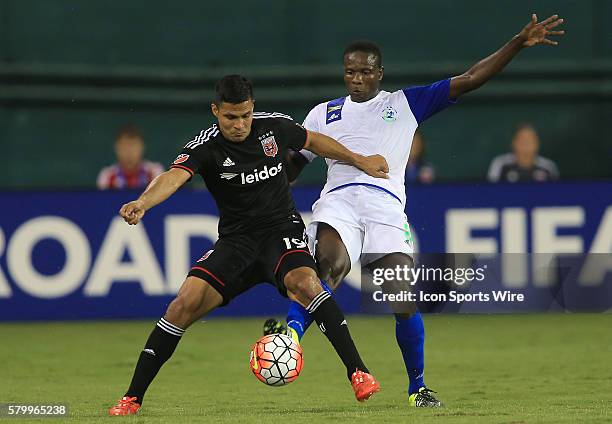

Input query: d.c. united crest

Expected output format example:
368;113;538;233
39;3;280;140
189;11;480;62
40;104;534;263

260;135;278;157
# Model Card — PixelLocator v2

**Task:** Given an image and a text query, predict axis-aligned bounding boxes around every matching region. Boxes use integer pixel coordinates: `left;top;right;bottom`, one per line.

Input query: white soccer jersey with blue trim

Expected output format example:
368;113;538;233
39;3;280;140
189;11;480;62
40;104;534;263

301;79;455;205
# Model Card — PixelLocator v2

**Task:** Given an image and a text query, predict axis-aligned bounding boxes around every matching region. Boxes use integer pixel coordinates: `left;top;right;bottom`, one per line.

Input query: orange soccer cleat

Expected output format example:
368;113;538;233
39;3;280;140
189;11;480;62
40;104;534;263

351;370;380;402
108;396;141;416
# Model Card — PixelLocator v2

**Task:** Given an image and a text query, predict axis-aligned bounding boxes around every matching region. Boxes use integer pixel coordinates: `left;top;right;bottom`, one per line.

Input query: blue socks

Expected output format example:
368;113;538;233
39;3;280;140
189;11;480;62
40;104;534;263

396;312;425;394
287;282;426;395
287;280;333;340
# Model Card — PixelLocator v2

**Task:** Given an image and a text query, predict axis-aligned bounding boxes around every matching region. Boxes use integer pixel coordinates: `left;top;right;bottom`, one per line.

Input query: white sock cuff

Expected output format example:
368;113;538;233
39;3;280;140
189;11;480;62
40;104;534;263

306;290;331;313
157;318;185;337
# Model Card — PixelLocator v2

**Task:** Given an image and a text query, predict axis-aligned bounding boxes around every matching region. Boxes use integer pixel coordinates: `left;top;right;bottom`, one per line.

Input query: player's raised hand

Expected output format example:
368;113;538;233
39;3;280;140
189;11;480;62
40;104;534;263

358;154;389;179
119;200;146;225
519;14;565;47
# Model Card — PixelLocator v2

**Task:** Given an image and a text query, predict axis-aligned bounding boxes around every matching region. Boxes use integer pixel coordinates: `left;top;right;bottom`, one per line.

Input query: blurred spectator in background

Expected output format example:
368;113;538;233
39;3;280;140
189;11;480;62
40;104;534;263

487;123;559;182
97;124;163;190
405;131;435;184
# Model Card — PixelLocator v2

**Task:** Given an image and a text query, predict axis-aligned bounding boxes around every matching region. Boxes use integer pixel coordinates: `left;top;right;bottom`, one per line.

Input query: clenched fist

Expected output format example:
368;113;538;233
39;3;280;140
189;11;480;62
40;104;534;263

357;154;389;179
119;200;146;225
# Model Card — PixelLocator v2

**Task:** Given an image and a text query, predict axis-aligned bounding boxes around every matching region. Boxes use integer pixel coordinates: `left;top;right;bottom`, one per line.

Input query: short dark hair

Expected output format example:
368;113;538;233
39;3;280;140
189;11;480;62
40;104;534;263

214;74;253;105
343;40;382;67
115;124;143;142
514;122;537;134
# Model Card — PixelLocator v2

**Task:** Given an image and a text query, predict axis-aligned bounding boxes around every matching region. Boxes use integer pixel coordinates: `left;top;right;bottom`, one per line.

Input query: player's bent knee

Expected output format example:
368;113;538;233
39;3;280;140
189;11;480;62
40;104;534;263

315;223;350;289
180;294;203;314
284;267;322;304
165;295;201;326
165;277;222;328
316;254;348;290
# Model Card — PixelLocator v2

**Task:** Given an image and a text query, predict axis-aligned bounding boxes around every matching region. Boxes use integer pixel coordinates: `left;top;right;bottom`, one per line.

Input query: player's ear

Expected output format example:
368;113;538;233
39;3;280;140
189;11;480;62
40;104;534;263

211;102;219;117
379;66;384;81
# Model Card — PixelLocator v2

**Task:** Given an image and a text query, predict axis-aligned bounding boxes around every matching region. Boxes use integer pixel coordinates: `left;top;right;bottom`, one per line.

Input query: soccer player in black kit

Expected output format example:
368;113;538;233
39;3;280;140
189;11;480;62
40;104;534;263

108;75;388;415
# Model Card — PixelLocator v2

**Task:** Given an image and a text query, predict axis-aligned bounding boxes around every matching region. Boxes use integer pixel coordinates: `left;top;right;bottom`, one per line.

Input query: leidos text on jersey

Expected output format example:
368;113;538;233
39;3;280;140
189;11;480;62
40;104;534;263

239;163;283;184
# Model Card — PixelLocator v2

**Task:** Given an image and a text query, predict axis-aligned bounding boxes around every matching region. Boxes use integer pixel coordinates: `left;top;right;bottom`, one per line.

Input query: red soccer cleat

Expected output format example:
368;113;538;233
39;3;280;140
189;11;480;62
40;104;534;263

351;370;380;402
108;396;141;416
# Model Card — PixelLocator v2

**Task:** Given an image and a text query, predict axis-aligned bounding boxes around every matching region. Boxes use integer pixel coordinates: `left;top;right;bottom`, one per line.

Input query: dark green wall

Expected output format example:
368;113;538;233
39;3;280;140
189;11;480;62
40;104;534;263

3;0;608;66
1;0;610;188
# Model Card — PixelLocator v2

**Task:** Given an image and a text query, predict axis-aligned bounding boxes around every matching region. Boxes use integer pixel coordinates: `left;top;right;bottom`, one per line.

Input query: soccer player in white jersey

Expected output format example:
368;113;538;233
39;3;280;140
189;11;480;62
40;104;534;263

263;14;565;407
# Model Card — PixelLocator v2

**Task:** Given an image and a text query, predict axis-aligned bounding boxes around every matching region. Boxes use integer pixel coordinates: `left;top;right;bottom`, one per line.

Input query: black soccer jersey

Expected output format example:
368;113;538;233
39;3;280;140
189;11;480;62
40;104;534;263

487;153;559;183
170;112;309;236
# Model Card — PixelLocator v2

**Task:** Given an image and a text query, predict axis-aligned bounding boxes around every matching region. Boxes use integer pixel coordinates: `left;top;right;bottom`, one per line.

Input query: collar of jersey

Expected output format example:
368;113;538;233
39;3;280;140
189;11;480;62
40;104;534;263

346;90;386;106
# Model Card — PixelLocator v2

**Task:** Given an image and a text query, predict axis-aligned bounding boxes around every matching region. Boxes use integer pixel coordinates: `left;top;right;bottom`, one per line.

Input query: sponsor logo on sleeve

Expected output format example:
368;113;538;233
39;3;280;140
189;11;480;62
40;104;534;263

197;250;214;262
326;97;346;124
173;154;190;164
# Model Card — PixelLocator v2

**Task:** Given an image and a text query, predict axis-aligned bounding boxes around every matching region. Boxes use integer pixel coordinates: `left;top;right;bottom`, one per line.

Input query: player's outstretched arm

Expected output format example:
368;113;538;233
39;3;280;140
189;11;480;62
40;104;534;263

119;168;191;225
304;131;389;179
449;14;565;98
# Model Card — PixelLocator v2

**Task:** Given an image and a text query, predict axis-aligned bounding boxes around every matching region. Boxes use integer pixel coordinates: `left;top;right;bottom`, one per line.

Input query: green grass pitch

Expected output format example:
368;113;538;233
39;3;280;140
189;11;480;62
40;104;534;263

1;314;611;423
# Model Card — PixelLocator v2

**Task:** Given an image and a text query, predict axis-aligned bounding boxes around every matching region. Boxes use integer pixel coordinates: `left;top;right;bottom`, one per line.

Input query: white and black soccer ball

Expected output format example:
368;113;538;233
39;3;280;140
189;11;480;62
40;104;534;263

249;333;303;386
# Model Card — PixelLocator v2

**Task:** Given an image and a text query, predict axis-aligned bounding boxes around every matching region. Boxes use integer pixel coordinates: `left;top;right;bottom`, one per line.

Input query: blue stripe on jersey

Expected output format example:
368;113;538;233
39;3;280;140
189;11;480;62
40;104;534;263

328;182;401;203
325;97;346;124
402;78;456;124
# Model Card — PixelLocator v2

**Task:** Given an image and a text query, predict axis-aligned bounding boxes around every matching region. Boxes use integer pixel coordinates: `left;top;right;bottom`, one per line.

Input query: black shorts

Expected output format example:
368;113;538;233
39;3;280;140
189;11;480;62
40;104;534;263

187;216;316;306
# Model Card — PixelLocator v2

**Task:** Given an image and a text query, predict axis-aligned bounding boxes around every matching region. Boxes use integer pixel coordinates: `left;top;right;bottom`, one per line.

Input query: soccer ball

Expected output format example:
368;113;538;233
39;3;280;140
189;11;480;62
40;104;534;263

249;333;303;386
